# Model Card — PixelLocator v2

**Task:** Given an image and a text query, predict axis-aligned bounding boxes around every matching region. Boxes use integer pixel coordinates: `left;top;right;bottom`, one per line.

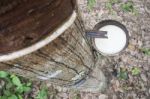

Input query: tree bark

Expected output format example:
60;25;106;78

0;11;96;86
0;0;75;53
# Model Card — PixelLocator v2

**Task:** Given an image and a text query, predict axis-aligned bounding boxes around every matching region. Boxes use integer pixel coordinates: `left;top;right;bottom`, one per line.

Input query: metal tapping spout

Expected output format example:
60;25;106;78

86;30;108;38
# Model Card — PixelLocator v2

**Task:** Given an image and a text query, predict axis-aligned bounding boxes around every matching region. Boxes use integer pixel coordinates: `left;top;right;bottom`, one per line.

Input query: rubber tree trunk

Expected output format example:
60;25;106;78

0;0;96;86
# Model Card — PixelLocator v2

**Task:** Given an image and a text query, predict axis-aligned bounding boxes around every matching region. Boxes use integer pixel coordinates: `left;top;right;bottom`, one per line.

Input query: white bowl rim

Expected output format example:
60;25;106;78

92;20;129;56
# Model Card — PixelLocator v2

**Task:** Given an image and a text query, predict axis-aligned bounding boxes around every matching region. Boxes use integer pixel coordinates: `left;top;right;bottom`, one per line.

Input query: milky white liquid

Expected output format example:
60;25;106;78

94;25;127;55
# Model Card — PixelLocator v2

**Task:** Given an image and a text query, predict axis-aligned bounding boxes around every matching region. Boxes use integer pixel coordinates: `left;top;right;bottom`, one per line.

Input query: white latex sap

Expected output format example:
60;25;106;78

94;25;127;55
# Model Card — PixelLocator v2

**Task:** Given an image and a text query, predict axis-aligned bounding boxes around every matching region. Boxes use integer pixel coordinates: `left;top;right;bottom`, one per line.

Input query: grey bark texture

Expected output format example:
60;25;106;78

0;14;96;86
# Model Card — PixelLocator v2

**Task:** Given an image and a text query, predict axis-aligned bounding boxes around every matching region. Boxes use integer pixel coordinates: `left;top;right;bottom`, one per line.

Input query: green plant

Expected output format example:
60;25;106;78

106;0;119;13
106;0;119;8
73;91;81;99
87;0;96;10
0;71;32;99
36;85;48;99
106;0;138;15
141;48;150;56
131;67;141;76
117;68;128;80
121;1;137;14
74;94;81;99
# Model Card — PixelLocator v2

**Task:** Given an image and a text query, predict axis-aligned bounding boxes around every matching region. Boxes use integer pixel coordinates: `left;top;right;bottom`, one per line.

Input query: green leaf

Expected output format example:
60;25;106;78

0;72;33;99
121;1;134;12
15;86;24;94
36;86;48;99
74;94;81;99
0;71;9;78
118;68;128;80
87;0;96;10
6;81;13;89
23;86;31;93
105;0;119;14
106;2;112;10
8;94;18;99
131;67;141;76
110;0;119;4
3;90;11;96
26;82;32;87
141;48;150;56
0;96;7;99
11;75;22;87
17;95;23;99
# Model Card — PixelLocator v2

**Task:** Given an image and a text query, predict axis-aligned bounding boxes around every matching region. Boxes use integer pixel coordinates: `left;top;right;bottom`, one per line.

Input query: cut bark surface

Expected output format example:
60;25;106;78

0;0;75;54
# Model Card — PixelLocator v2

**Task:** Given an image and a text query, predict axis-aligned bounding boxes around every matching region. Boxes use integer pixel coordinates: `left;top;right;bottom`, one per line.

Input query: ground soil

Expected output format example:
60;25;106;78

74;0;150;98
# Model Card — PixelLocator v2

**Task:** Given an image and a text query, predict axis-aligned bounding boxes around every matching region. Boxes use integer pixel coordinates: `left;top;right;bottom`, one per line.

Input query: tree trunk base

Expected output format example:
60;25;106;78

47;56;107;92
